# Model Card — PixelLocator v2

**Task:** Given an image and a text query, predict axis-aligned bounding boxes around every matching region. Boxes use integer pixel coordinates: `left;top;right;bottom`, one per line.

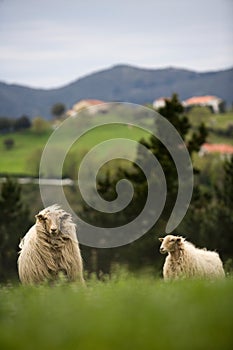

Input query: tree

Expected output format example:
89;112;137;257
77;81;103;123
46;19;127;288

51;103;66;119
14;115;31;131
3;138;15;150
0;178;31;282
31;116;51;134
0;117;13;134
219;155;233;208
80;94;208;275
180;155;233;269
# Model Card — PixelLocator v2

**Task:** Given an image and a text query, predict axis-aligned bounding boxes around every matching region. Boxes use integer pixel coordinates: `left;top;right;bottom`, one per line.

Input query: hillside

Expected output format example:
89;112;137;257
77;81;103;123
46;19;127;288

0;109;232;177
0;64;232;119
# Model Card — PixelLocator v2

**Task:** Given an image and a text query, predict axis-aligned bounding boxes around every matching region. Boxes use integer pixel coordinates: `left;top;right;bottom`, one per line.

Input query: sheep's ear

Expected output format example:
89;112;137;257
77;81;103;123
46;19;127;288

159;237;164;242
36;214;44;221
19;237;24;249
62;213;71;220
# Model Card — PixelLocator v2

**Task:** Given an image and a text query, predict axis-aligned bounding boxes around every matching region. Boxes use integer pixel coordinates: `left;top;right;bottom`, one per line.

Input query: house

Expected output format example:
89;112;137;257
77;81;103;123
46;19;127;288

199;143;233;159
66;99;107;117
182;95;225;113
152;97;170;110
153;95;225;113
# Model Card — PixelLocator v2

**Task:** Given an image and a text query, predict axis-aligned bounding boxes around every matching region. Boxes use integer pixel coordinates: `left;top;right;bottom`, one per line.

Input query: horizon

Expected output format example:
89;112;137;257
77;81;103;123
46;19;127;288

1;63;232;90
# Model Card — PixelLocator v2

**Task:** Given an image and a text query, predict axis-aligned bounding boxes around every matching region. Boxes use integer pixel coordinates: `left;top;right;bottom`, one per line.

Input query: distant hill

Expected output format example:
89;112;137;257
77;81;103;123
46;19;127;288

0;64;232;119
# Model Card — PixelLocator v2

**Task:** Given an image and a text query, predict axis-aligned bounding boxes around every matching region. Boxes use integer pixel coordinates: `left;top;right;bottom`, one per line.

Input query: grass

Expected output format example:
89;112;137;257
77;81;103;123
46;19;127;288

0;130;52;175
0;276;233;350
186;108;233;128
0;108;232;176
187;108;233;145
0;124;149;176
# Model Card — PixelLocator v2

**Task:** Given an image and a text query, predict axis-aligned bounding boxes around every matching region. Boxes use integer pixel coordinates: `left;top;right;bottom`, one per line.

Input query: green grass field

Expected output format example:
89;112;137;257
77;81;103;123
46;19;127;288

0;276;233;350
0;124;149;176
0;130;52;175
186;108;233;127
0;109;232;176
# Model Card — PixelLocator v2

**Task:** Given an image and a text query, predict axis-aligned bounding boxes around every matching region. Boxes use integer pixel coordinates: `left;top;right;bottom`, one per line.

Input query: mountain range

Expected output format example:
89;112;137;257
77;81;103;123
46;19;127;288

0;64;232;119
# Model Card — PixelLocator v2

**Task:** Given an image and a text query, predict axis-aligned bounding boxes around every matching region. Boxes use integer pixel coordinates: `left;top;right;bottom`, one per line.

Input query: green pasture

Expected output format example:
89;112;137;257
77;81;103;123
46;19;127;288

0;130;52;175
186;109;233;145
186;108;233;128
0;109;232;176
0;124;149;176
0;276;233;350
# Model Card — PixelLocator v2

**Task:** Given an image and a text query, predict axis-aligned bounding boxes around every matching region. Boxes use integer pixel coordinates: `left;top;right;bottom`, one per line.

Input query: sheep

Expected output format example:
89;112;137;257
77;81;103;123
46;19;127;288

159;235;225;280
18;205;85;285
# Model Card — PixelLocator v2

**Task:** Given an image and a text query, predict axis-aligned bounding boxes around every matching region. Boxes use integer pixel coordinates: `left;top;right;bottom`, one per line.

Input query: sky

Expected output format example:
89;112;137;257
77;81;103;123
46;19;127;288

0;0;232;89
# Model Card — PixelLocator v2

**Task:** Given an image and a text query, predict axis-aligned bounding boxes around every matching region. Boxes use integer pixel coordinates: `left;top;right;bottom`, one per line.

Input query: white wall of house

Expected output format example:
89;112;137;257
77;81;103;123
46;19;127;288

152;98;167;110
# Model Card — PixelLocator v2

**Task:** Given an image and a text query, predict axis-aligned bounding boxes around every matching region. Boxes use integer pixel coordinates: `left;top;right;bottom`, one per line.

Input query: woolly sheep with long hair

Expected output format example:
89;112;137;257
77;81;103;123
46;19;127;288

18;205;85;285
159;235;225;280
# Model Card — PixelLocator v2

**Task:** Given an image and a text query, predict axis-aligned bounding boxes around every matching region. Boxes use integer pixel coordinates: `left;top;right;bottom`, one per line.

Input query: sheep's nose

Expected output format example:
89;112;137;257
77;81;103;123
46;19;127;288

160;247;165;254
51;228;57;234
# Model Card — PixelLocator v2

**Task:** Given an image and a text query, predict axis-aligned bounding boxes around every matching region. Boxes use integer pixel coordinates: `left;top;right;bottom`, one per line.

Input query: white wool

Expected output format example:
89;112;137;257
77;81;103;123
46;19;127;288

159;235;225;280
18;205;85;285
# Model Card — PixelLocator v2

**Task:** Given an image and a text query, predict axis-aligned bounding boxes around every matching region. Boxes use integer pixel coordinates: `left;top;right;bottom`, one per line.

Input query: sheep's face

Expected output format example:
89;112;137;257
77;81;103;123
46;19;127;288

159;235;182;254
36;211;61;235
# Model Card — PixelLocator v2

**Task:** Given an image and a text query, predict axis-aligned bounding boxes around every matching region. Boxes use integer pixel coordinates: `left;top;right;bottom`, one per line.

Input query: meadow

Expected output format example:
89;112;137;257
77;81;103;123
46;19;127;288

0;275;233;350
0;123;149;176
1;107;232;350
0;108;232;176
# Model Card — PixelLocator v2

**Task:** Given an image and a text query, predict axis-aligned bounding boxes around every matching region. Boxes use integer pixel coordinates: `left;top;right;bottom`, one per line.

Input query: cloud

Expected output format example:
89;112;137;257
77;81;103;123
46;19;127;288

0;0;232;87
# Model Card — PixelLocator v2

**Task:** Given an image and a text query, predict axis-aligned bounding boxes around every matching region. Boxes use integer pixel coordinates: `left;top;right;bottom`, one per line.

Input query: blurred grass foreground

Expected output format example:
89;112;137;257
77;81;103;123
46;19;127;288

0;275;233;350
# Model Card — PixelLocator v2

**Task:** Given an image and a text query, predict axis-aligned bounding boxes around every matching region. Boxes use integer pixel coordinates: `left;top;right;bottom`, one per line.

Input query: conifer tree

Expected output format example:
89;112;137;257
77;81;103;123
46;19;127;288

0;178;31;282
81;95;208;274
180;155;233;266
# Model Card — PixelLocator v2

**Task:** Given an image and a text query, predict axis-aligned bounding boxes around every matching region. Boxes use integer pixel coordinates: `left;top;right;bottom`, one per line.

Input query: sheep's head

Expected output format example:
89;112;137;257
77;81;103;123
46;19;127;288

159;235;183;254
36;205;70;235
36;211;61;235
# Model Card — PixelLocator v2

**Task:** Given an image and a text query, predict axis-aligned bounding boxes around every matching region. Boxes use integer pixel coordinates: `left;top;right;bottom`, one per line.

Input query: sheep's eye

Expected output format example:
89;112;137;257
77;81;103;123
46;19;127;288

170;239;175;242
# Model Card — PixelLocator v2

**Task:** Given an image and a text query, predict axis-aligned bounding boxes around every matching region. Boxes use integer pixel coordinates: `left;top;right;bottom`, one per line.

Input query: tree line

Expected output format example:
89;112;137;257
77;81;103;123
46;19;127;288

0;103;66;134
0;115;31;133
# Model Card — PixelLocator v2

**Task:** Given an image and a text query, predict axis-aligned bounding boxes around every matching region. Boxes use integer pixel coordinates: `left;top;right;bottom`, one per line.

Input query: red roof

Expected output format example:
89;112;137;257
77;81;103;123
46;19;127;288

184;96;219;105
83;99;104;105
201;143;233;154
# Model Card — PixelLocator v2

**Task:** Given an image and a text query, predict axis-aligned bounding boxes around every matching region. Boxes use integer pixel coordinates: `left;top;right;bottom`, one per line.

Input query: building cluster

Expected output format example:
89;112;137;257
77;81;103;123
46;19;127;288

66;95;225;117
153;95;225;114
66;99;107;117
64;95;231;157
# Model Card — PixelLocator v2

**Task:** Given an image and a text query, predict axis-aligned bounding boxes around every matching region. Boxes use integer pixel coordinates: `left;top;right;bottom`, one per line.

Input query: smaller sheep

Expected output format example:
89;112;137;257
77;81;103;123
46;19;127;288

18;205;85;285
159;235;225;280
